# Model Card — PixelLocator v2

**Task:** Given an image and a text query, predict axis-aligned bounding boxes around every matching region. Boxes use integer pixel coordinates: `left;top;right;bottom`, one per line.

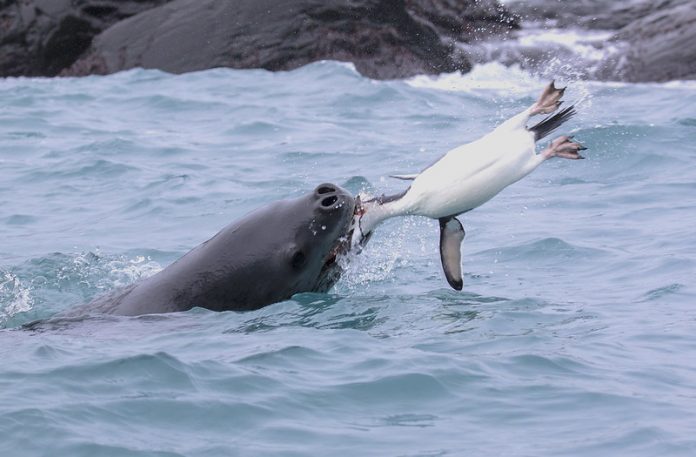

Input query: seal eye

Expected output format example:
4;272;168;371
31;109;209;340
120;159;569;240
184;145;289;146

291;251;306;269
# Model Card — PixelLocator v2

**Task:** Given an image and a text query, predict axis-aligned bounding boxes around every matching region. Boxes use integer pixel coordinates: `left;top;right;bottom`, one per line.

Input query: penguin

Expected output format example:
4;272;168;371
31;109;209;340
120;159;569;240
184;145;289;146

351;81;586;290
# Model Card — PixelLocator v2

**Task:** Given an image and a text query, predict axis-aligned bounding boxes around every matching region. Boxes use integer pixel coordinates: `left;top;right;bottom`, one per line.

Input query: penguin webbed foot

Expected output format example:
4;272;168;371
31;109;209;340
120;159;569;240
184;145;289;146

542;135;586;160
531;80;566;116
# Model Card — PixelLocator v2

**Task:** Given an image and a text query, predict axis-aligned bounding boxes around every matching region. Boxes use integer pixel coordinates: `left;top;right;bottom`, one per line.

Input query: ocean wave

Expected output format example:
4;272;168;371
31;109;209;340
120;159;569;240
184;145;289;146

2;62;696;456
474;237;609;263
0;251;162;328
408;61;696;95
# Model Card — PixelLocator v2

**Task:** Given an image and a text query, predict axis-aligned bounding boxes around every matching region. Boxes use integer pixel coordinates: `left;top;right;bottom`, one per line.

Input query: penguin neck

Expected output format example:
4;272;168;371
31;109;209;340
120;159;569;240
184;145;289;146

357;192;413;240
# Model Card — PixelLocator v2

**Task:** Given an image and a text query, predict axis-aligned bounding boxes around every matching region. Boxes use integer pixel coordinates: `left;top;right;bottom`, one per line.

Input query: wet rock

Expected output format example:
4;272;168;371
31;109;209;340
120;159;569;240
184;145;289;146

1;0;516;79
503;0;691;31
0;0;169;76
405;0;518;40
598;1;696;82
468;0;696;83
64;0;516;80
1;0;693;83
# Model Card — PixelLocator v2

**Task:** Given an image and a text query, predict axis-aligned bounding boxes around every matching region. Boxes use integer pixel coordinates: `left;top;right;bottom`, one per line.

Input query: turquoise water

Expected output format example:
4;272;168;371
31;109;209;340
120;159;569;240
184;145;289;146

2;62;696;456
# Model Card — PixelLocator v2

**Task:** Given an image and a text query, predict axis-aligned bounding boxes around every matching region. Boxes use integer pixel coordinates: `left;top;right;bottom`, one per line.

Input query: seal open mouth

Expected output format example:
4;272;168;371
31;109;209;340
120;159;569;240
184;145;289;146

346;195;373;251
314;197;358;292
322;200;358;267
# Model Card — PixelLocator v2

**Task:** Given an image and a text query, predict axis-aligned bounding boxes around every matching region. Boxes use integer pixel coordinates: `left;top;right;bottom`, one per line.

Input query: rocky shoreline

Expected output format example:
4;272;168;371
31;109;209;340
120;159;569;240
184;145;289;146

1;0;694;82
503;0;696;82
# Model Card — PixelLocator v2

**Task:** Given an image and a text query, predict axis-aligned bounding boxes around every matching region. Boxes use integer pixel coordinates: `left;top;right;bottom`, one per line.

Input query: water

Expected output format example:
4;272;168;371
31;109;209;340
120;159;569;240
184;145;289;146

1;60;696;456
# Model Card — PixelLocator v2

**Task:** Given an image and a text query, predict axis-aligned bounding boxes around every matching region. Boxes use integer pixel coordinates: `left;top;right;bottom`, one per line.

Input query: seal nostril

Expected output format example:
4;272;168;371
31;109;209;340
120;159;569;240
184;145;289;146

321;196;338;207
317;186;335;195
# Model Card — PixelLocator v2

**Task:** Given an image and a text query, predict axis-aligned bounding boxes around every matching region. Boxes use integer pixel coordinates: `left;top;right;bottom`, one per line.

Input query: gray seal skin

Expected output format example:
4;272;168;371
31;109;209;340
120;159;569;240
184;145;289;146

73;183;355;316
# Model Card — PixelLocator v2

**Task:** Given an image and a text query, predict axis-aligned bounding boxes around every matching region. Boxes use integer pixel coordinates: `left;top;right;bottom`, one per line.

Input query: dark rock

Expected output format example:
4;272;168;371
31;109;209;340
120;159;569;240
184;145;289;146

64;0;516;80
2;0;693;83
458;0;696;83
597;1;696;82
503;0;691;30
0;0;170;76
502;0;623;29
405;0;518;41
1;0;516;79
67;0;446;79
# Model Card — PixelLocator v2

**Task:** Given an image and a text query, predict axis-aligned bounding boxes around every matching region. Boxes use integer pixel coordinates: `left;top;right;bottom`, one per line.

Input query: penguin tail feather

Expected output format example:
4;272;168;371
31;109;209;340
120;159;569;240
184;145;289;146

529;105;576;141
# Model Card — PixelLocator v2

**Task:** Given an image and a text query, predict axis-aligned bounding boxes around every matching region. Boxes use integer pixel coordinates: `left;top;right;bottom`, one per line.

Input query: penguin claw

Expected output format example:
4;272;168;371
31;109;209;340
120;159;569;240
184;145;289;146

543;136;587;160
532;80;566;115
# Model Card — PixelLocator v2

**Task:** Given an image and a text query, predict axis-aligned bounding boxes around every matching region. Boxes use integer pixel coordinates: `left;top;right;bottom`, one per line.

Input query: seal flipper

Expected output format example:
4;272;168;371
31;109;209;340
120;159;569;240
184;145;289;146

439;216;465;290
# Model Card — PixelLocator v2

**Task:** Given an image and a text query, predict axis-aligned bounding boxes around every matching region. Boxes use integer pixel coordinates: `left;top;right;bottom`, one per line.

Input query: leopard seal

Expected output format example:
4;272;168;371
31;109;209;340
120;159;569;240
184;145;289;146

69;183;355;315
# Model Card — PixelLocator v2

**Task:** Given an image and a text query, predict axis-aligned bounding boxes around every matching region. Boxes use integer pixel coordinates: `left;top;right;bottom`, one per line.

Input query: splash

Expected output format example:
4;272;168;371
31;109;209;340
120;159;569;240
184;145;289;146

0;251;163;326
0;271;34;324
407;62;542;94
336;216;432;294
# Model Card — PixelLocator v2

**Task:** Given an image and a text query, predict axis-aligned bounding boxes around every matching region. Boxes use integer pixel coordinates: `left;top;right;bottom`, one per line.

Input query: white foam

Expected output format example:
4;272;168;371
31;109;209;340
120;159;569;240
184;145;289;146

407;60;696;101
93;252;162;290
0;271;33;324
406;61;600;116
407;62;542;94
516;27;614;62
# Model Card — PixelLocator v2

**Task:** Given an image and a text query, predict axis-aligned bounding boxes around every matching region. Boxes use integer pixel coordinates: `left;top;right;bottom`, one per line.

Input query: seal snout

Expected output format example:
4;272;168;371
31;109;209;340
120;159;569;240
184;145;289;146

315;185;337;195
313;183;352;213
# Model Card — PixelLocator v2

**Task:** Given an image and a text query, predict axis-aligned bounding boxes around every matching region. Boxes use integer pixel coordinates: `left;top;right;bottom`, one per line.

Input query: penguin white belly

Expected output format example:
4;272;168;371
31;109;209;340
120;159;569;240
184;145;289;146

403;129;536;219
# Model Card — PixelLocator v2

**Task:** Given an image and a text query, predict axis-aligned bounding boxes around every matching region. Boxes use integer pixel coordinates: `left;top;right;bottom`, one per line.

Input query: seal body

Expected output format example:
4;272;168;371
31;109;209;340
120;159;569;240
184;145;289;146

71;184;355;316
